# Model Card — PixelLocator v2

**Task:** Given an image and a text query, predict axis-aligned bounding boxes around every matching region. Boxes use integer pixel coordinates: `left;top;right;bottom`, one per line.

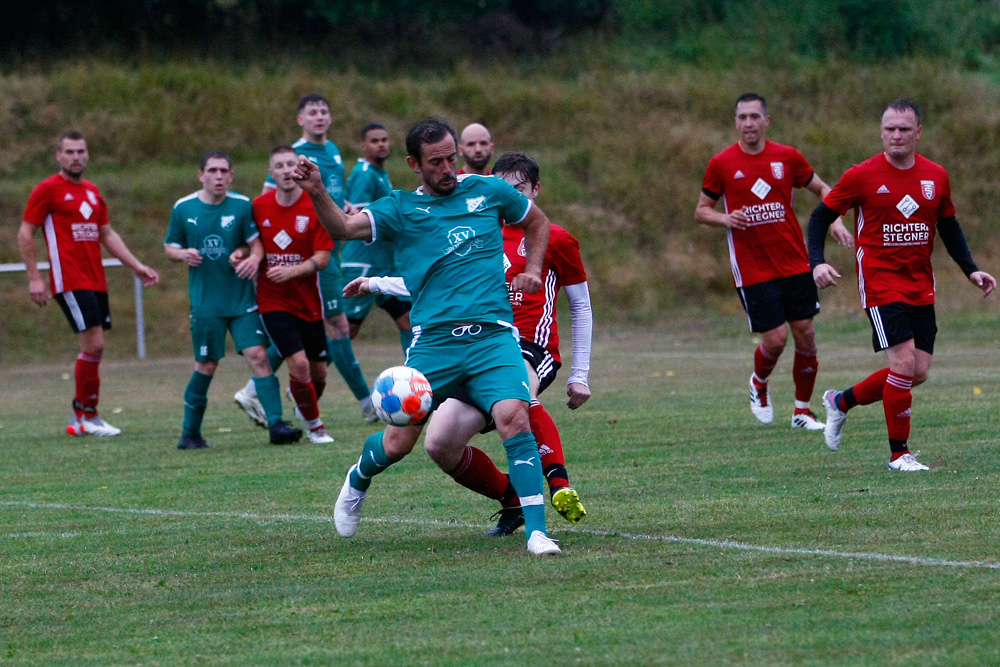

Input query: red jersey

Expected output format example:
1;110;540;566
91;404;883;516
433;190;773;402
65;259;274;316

504;223;587;363
253;190;335;321
702;141;815;287
823;152;955;309
23;174;110;295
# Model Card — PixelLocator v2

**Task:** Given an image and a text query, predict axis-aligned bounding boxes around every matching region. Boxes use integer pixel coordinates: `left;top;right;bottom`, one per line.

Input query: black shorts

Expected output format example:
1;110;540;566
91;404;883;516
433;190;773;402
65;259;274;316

737;272;820;333
520;339;561;395
55;290;111;334
260;311;328;362
866;302;937;353
346;296;412;326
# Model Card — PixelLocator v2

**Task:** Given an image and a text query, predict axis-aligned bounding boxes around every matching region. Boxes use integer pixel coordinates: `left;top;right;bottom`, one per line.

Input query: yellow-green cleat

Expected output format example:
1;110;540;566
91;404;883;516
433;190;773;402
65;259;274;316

552;487;587;524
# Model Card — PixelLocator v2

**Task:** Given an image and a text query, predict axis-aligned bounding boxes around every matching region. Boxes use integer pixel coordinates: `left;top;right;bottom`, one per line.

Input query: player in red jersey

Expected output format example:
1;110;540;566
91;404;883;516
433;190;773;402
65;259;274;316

457;123;493;175
696;93;852;430
18;130;160;437
254;146;337;444
343;151;593;535
808;99;996;471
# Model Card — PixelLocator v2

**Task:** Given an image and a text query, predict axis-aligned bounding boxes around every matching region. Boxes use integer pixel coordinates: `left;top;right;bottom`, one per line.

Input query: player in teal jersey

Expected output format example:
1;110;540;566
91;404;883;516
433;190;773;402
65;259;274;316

341;123;412;346
165;150;301;449
296;117;561;556
236;93;376;424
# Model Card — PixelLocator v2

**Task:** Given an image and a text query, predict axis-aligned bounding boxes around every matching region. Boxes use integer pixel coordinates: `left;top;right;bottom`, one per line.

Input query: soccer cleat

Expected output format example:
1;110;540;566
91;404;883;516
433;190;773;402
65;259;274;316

234;388;267;428
485;506;525;536
307;427;335;444
177;435;210;450
360;395;379;423
268;420;303;445
71;415;122;437
888;452;929;472
526;530;561;556
66;414;82;436
334;467;367;537
749;376;773;424
551;487;587;524
823;389;847;451
791;411;826;431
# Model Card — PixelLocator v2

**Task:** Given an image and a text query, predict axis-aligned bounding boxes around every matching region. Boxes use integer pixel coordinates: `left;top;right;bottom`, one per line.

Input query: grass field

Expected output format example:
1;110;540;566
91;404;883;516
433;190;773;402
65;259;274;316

2;314;999;665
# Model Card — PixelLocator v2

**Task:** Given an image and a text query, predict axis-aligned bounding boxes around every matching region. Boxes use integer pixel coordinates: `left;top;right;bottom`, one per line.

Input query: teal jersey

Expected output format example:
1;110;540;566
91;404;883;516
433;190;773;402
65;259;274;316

364;174;532;330
342;159;395;274
165;191;259;318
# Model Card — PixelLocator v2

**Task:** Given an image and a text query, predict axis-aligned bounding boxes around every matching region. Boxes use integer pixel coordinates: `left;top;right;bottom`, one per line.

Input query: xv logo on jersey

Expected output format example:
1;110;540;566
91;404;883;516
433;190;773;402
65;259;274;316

445;226;482;257
466;196;486;213
201;234;226;261
221;215;235;230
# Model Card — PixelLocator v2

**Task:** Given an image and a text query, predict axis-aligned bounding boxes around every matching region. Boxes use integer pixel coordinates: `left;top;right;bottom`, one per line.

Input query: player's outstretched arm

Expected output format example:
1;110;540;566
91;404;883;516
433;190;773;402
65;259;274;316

564;281;593;410
101;225;159;286
17;221;48;306
293;157;371;242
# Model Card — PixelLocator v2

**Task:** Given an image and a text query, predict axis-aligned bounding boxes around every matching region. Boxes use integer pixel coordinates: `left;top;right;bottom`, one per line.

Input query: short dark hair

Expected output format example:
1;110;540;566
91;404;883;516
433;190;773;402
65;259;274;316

298;93;330;112
361;123;387;141
269;144;297;160
405;117;457;163
58;130;85;149
884;98;921;125
200;149;232;171
493;152;540;188
735;93;768;115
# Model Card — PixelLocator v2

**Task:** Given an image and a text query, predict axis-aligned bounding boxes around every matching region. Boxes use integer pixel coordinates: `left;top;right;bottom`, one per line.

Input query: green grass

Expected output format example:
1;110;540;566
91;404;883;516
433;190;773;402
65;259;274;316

2;314;1000;665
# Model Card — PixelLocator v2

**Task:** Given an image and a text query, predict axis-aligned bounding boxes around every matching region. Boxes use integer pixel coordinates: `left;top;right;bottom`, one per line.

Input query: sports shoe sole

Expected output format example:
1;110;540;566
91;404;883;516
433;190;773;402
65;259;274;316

552;488;587;524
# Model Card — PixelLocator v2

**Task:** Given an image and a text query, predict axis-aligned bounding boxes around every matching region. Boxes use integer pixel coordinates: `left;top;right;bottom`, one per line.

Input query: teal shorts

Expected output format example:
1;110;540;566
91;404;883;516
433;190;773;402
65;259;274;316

406;323;530;413
190;311;268;362
319;262;344;317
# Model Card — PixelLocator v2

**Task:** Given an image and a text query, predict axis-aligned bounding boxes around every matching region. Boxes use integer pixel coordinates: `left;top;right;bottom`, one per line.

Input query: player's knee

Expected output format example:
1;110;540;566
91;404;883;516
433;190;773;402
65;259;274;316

383;425;419;458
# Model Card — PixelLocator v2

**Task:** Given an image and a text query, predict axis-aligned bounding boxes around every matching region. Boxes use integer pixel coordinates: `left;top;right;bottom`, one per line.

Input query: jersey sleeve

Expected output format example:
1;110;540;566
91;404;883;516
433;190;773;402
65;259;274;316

790;148;814;189
549;226;588;285
364;193;401;243
494;179;532;225
822;166;860;215
345;166;368;204
164;203;187;247
23;182;51;225
312;218;335;252
937;170;957;219
701;156;725;199
240;200;259;243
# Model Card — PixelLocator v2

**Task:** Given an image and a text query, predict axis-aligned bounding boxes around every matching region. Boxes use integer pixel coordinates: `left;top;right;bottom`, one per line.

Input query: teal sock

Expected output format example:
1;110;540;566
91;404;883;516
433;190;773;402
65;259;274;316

182;371;212;438
266;344;284;373
253;374;283;427
503;431;547;538
328;337;369;400
399;329;414;355
349;431;400;491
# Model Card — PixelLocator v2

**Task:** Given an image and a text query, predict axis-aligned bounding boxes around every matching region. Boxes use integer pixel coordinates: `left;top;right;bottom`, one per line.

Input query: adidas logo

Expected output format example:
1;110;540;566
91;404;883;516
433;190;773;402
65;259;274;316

877;185;890;194
734;170;745;179
64;193;74;201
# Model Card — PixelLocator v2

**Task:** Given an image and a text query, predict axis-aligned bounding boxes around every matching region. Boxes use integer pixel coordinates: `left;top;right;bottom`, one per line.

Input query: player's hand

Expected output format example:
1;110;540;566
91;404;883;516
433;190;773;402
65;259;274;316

136;264;160;287
182;248;203;267
567;382;591;410
511;271;542;294
343;201;360;215
233;254;260;280
292;157;323;194
725;207;750;231
229;245;250;268
812;263;840;289
343;276;372;297
28;277;48;306
969;271;997;297
830;218;854;247
266;265;296;283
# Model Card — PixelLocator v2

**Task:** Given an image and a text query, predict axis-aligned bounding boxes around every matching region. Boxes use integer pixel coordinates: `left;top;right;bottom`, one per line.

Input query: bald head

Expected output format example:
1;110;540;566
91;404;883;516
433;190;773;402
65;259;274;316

459;123;494;174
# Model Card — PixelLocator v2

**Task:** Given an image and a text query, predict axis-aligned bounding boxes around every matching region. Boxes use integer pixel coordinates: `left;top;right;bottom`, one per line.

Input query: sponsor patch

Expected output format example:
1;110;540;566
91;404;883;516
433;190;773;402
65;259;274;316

751;178;772;200
273;229;293;250
896;194;919;219
79;201;93;220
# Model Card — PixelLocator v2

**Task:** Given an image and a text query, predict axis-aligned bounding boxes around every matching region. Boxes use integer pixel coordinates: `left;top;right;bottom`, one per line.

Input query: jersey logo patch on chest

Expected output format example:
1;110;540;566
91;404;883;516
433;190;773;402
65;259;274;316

466;196;486;213
295;215;310;233
274;229;293;250
751;178;772;200
79;201;94;220
920;180;935;200
896;194;920;219
221;215;235;230
770;162;784;179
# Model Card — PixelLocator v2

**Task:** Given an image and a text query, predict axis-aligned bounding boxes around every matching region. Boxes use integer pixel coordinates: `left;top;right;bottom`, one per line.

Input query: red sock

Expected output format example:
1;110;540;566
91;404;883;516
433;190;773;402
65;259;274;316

529;402;569;491
753;344;779;384
883;372;913;443
446;446;510;502
289;377;320;422
74;351;102;418
852;368;891;407
792;349;818;410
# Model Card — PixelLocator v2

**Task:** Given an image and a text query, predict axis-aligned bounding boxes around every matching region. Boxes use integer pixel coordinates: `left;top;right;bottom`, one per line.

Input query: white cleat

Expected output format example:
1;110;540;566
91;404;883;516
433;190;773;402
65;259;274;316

360;395;379;423
527;530;562;556
70;415;121;437
888;452;929;472
791;411;826;431
307;427;335;444
823;389;847;451
334;467;367;537
234;388;267;428
749;376;773;424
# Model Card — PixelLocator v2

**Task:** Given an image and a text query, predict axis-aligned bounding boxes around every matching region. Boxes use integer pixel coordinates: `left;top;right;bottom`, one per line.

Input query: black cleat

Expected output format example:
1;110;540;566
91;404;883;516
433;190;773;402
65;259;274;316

177;435;210;450
269;420;303;445
485;506;525;537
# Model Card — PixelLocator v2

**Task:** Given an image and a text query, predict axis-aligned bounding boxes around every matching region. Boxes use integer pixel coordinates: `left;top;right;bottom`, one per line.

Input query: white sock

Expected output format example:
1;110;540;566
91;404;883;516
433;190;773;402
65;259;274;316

245;378;257;398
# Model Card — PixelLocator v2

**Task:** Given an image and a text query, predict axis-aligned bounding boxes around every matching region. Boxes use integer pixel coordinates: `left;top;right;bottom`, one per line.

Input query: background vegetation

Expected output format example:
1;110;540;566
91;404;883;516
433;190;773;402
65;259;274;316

2;2;999;363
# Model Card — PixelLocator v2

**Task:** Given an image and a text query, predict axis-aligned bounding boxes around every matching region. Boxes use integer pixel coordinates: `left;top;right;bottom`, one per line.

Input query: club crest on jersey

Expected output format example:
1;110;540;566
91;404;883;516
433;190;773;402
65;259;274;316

503;253;512;272
445;226;479;257
770;162;784;179
517;238;527;257
920;180;935;200
86;190;98;206
295;215;310;233
466;196;486;213
221;215;235;230
201;234;226;261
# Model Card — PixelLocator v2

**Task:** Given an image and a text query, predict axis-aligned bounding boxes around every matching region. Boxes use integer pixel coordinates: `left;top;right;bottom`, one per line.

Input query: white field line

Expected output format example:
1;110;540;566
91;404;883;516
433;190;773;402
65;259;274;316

3;499;999;571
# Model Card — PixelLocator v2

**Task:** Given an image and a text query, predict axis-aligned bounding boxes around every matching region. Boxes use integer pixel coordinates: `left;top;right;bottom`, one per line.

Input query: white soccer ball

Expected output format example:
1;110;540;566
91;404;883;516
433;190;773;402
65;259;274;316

370;366;433;426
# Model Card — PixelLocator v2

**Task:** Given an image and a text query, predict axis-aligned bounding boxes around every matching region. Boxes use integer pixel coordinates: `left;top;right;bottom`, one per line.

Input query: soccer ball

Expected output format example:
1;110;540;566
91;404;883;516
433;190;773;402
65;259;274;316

370;366;433;426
